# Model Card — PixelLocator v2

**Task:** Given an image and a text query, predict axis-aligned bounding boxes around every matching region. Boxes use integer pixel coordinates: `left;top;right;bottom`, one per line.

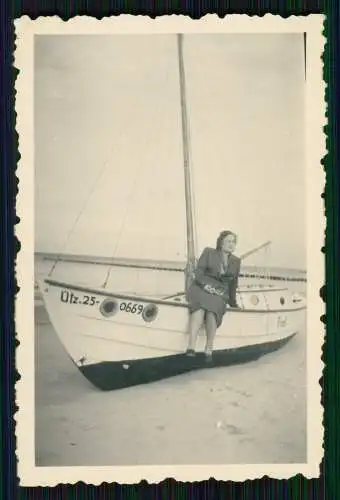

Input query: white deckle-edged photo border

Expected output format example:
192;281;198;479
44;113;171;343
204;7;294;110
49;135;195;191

14;14;325;486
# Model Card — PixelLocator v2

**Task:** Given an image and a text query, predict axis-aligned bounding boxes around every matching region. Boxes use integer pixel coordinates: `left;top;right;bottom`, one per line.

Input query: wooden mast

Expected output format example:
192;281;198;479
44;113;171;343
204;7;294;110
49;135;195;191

177;33;196;293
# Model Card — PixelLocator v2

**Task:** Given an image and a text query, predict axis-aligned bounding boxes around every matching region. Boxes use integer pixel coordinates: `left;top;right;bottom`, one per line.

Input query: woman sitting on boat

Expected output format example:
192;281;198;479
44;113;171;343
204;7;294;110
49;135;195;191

186;230;241;362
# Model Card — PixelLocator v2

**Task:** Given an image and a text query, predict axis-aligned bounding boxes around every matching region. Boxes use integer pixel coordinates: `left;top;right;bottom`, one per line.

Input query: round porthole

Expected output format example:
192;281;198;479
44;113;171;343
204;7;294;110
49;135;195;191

280;297;285;305
292;293;302;303
100;299;118;317
142;304;158;323
250;295;259;306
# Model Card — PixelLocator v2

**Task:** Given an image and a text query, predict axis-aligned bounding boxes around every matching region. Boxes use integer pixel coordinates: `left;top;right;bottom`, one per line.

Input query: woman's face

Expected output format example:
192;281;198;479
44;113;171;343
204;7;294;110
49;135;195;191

221;234;236;253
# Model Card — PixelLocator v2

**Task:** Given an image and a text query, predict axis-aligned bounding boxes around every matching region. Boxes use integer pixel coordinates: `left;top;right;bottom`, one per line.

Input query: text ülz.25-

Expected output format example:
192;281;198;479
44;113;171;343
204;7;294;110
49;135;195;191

60;290;98;306
60;291;145;316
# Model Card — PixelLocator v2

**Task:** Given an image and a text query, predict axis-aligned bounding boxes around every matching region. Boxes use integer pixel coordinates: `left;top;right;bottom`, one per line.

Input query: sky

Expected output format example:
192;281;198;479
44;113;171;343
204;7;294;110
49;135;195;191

35;33;306;269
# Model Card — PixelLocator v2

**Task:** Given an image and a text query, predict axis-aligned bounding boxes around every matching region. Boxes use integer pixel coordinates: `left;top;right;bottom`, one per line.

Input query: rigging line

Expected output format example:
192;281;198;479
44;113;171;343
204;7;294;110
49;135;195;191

48;137;122;277
239;240;272;261
134;68;169;295
101;92;158;289
101;151;148;289
152;58;173;296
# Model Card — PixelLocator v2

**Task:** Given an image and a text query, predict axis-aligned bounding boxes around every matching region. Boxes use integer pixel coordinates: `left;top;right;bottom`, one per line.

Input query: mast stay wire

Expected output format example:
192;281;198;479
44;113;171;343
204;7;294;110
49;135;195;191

48;127;126;278
148;60;173;297
101;81;164;289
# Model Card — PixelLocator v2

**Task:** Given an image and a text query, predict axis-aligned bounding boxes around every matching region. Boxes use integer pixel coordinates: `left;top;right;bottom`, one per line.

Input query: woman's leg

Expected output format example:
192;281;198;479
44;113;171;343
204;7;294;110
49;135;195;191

186;309;205;353
205;312;218;355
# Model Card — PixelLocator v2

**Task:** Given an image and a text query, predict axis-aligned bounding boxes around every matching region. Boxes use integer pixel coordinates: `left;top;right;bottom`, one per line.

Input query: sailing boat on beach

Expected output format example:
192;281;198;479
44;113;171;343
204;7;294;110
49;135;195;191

38;34;306;391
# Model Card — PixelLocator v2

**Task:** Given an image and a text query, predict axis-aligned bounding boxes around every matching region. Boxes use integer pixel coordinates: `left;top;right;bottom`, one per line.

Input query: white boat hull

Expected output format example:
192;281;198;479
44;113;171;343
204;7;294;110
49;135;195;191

38;278;306;390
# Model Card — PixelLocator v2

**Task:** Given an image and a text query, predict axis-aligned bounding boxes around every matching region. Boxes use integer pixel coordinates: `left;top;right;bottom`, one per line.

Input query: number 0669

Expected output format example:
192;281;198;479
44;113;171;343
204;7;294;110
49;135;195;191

119;302;144;314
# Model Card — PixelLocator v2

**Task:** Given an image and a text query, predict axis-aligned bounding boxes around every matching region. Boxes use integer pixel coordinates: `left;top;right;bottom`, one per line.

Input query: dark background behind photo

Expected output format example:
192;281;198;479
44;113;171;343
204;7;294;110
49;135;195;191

2;0;337;499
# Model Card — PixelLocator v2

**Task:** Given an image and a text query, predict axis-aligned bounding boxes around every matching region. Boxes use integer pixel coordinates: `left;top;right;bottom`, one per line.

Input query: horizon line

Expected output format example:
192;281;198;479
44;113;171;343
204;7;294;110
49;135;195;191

34;250;307;275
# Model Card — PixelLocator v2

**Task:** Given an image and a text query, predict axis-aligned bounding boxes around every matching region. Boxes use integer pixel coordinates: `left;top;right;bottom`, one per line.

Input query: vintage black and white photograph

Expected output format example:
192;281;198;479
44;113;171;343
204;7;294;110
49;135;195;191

15;15;324;485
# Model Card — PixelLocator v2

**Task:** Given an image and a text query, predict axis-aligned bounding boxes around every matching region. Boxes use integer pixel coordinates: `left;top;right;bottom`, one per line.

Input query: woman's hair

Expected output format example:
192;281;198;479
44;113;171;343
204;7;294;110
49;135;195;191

216;230;237;250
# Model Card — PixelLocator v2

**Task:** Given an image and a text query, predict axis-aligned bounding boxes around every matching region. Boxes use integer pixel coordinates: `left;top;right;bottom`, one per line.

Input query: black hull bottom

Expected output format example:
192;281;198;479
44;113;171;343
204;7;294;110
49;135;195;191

78;333;297;391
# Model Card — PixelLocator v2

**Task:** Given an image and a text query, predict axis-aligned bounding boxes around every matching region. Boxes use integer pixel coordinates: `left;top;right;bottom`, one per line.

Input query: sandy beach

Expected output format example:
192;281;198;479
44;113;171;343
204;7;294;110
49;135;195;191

35;303;307;466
